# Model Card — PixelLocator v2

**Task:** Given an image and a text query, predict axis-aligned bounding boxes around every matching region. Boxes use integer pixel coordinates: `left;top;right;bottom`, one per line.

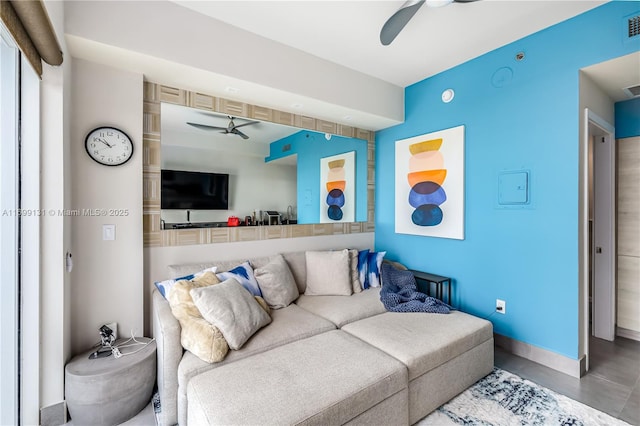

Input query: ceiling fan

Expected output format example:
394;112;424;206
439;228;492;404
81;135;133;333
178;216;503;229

380;0;479;46
187;116;259;140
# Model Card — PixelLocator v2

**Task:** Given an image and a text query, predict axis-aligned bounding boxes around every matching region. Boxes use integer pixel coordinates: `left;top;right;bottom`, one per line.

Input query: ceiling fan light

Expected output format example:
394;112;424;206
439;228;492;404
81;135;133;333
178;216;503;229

426;0;454;8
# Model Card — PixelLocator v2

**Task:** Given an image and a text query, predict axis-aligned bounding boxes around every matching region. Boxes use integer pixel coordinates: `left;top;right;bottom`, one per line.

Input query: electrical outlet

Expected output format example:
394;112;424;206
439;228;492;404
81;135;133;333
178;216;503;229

496;299;506;314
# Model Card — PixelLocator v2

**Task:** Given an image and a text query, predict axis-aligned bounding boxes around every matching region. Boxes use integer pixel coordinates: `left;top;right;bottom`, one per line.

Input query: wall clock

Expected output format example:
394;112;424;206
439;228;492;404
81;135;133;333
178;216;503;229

85;126;133;166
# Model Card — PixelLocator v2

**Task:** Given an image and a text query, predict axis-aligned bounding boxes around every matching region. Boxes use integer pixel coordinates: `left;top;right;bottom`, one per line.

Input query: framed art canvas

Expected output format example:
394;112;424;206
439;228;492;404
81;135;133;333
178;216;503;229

395;125;465;239
320;151;355;223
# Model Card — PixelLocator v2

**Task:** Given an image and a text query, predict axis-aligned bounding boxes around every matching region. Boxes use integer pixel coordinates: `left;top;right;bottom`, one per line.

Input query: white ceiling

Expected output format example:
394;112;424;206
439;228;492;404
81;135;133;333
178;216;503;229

581;52;640;102
174;0;606;87
66;1;637;131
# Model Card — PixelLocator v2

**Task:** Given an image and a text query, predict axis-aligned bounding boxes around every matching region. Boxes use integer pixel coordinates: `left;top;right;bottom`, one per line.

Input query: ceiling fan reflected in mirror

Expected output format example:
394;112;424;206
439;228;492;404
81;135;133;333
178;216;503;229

187;116;259;140
380;0;479;46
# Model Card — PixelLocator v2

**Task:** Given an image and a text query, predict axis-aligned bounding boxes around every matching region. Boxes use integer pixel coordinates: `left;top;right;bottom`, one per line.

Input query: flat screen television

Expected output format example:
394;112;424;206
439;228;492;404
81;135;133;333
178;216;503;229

161;169;229;210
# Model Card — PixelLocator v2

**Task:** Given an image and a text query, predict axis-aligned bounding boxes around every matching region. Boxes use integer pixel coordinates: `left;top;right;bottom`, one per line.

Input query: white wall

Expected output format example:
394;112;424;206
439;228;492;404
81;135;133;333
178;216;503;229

69;59;144;354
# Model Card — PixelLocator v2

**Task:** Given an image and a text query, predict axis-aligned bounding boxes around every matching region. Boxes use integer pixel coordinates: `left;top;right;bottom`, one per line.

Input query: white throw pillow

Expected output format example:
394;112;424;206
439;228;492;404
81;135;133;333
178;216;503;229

190;278;271;350
304;250;352;296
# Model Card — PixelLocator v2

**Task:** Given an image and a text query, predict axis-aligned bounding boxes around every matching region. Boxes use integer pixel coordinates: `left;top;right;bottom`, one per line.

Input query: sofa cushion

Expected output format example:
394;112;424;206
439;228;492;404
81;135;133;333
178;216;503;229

191;278;271;350
348;249;362;294
341;311;493;381
155;266;217;299
187;330;408;426
357;249;369;288
295;287;386;327
168;257;271;279
281;251;307;294
215;261;262;297
304;249;352;296
176;303;336;425
166;272;229;363
367;250;386;288
167;252;307;294
254;254;299;309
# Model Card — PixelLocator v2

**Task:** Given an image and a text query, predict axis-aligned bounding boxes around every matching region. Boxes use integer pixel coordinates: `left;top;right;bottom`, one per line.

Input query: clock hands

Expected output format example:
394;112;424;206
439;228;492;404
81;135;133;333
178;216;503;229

97;138;113;148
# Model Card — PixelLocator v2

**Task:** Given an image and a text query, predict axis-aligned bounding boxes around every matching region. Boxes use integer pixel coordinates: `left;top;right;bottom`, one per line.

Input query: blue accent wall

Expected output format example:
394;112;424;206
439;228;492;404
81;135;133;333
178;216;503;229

615;98;640;138
375;2;640;359
267;131;368;223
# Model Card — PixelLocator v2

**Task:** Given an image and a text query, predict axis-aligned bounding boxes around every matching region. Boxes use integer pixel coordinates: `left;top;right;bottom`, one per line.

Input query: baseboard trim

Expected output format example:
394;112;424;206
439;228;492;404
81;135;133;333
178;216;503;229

617;326;640;342
494;333;584;378
40;401;67;426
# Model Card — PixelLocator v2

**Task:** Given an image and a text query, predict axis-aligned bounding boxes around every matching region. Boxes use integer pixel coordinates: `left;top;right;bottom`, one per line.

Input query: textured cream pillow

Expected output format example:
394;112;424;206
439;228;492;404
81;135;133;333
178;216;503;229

254;254;299;309
167;271;229;363
191;278;272;350
304;249;353;296
348;249;362;294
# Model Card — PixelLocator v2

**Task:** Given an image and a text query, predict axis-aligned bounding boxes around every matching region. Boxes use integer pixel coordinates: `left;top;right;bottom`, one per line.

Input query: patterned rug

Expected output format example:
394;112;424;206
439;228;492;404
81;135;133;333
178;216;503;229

418;368;631;426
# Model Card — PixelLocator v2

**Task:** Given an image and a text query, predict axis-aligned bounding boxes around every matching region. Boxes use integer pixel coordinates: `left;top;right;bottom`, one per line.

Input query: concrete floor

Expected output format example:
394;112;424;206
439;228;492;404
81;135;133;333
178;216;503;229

495;335;640;425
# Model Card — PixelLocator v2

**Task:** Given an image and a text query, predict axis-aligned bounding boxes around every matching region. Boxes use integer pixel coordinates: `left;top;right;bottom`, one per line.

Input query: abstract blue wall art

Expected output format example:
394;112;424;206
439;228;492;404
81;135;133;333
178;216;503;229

395;125;465;239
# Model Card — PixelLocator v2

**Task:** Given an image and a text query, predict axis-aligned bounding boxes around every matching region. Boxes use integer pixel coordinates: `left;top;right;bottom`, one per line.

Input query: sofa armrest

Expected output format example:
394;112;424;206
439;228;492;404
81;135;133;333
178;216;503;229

151;286;183;426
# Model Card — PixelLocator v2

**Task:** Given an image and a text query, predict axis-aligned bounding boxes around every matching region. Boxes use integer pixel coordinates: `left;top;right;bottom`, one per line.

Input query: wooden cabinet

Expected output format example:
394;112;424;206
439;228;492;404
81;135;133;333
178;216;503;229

617;136;640;337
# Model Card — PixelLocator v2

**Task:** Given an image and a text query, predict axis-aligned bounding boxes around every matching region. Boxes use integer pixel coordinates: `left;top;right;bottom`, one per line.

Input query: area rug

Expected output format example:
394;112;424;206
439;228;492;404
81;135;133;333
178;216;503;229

418;368;631;426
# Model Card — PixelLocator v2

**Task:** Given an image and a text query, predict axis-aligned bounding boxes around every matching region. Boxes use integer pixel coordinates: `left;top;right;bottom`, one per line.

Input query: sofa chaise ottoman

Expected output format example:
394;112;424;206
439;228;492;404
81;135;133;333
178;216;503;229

188;330;408;425
151;249;494;425
342;312;494;424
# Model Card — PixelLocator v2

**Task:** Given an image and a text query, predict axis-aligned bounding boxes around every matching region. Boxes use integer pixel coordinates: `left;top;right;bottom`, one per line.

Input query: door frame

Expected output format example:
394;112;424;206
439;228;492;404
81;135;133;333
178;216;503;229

581;108;616;365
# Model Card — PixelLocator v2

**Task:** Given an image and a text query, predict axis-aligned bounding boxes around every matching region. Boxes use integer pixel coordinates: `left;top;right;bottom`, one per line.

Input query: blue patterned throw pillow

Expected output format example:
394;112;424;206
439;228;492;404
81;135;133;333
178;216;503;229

367;251;386;288
217;261;262;297
155;266;218;299
358;249;370;289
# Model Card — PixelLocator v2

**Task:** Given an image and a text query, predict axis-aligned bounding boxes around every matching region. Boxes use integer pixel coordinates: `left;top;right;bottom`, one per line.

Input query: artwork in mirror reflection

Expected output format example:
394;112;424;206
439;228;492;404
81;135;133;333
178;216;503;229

160;103;368;228
319;151;355;223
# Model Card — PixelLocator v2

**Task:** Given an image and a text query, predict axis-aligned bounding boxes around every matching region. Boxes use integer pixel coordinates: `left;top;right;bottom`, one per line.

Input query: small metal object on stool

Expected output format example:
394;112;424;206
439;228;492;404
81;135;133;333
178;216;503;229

65;337;156;426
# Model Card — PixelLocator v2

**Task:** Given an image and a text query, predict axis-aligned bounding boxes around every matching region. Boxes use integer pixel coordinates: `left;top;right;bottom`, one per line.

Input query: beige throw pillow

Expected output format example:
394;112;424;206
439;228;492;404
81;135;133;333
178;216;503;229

167;271;229;363
304;249;353;296
348;249;362;294
254;254;299;309
191;278;272;350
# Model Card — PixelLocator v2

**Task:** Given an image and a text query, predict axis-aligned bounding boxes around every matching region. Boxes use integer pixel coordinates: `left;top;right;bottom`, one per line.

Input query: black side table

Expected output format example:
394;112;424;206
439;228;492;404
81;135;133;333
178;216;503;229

410;270;452;306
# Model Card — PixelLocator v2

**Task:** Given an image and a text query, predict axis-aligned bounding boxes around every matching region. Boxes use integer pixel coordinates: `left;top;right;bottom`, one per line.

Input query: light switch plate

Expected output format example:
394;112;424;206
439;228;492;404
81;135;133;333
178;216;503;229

102;224;116;241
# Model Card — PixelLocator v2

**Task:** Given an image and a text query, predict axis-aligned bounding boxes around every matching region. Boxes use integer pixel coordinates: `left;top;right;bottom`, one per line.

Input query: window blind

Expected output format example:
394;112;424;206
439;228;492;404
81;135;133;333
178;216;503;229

0;0;63;77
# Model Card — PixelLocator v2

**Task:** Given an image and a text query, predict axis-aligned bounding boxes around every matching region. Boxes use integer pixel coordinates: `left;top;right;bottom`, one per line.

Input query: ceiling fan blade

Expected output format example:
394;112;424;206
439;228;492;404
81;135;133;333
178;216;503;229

453;0;479;2
380;0;425;46
232;128;250;140
187;122;227;131
233;120;260;129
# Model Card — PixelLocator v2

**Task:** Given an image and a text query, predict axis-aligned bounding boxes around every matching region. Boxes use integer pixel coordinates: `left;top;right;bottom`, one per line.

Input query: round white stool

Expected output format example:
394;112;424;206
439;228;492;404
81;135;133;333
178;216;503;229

65;337;156;426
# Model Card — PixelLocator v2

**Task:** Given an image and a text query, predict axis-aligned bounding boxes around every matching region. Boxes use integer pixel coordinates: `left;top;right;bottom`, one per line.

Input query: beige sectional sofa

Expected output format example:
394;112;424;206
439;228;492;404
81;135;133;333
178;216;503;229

151;250;494;426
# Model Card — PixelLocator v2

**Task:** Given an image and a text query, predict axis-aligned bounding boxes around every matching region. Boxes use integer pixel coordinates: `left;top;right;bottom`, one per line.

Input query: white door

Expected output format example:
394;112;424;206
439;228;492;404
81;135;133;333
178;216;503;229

590;111;616;341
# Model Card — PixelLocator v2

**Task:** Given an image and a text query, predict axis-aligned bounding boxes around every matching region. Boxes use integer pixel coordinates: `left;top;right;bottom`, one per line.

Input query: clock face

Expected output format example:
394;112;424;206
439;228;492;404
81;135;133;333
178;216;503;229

85;127;134;166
